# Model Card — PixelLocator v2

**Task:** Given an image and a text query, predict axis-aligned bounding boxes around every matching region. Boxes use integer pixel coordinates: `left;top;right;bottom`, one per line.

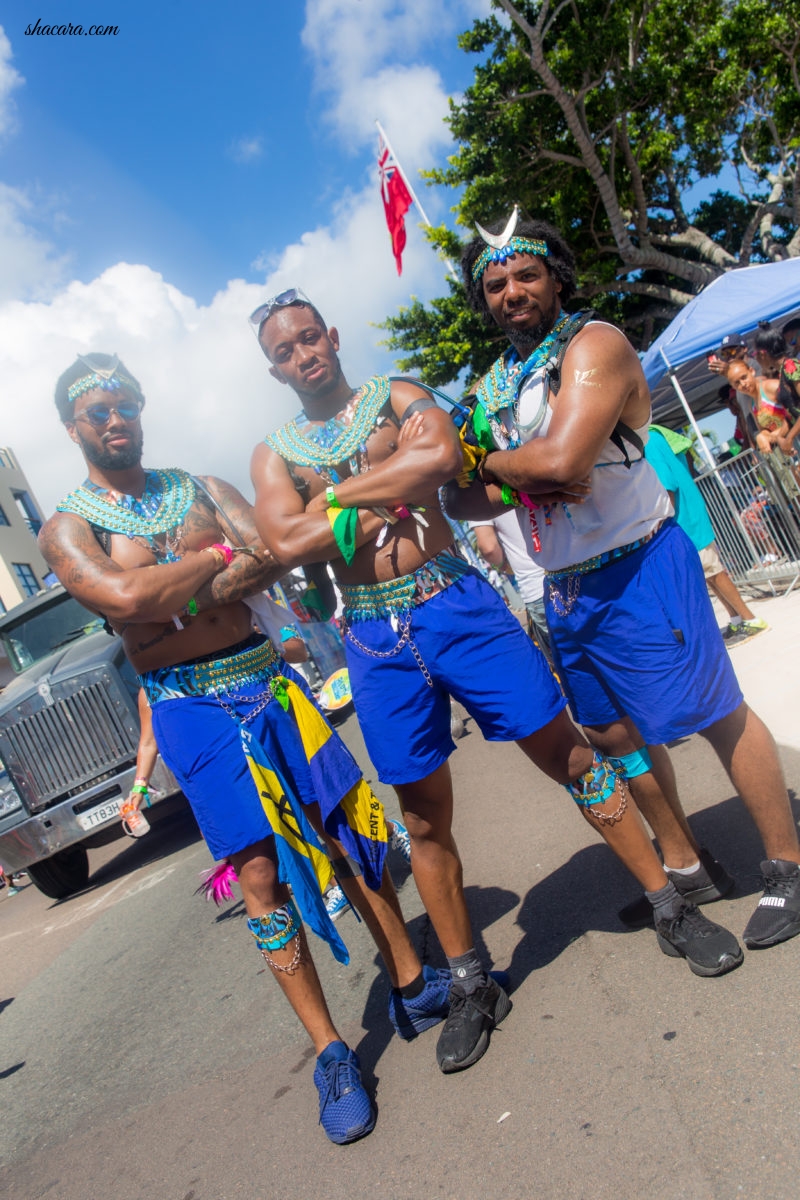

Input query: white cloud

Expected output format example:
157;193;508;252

302;0;470;160
228;135;264;164
0;184;68;302
0;26;24;137
0;187;450;519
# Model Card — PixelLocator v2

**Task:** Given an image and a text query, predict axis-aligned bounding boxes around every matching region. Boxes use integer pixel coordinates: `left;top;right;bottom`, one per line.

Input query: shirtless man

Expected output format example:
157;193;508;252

249;291;741;1081
445;212;800;953
39;353;451;1145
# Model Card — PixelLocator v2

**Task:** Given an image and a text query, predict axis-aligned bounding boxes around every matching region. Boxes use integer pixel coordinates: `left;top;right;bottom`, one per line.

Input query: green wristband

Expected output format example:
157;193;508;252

325;486;340;509
501;484;520;507
131;783;149;795
186;597;198;616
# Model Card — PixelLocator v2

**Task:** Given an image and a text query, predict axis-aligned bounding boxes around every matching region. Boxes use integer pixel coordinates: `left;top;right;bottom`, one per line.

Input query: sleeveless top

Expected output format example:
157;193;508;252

502;322;672;572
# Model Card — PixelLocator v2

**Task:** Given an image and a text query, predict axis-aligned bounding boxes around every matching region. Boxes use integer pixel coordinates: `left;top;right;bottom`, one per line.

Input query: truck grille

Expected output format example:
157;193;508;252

0;670;139;812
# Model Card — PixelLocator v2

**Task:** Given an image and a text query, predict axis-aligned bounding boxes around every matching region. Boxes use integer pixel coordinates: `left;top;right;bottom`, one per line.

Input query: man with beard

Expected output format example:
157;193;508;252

250;290;742;1084
39;352;454;1145
445;212;800;952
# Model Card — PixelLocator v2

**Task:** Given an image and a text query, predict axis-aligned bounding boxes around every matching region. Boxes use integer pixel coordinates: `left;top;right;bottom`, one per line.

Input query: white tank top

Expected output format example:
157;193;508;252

508;323;672;571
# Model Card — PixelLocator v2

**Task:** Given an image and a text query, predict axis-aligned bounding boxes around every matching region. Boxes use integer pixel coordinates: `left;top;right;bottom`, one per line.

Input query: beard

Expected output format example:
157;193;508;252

77;426;144;471
506;316;553;356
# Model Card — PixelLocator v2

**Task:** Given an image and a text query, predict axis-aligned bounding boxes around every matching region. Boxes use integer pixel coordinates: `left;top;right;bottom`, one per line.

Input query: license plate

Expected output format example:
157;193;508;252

77;797;123;831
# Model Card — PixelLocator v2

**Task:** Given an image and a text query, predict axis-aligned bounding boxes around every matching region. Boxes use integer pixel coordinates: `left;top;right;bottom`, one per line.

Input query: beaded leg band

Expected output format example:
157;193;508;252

247;899;304;974
564;751;629;825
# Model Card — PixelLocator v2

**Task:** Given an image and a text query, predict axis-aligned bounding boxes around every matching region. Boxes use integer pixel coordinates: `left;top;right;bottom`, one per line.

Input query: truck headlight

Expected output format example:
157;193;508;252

0;772;23;818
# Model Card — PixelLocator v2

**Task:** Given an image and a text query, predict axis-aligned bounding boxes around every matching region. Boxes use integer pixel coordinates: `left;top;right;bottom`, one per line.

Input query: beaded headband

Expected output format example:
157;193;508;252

67;354;144;407
472;203;549;281
471;236;550;281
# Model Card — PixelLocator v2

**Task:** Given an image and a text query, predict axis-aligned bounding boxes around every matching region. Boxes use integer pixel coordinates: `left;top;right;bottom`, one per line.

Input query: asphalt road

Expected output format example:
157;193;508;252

2;706;800;1200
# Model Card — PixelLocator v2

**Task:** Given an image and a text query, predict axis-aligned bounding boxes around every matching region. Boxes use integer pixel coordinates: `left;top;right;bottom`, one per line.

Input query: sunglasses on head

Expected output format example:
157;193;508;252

74;398;144;428
249;287;312;334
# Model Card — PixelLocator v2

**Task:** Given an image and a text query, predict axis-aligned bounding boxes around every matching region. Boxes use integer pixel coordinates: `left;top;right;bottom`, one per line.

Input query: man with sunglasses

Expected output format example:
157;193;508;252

247;288;721;1077
40;352;453;1146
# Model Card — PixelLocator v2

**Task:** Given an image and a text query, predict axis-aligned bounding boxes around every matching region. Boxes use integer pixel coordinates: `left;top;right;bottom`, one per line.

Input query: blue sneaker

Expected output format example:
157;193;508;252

388;964;452;1040
313;1042;375;1145
388;819;412;864
324;885;351;922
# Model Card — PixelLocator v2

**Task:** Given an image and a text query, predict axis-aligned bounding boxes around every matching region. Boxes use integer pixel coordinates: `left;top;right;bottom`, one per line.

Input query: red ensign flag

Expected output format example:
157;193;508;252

378;137;412;275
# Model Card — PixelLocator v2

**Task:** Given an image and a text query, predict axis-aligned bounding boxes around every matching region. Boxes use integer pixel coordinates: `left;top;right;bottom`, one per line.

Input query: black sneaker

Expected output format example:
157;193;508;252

619;848;735;929
436;977;511;1074
743;859;800;949
655;902;743;977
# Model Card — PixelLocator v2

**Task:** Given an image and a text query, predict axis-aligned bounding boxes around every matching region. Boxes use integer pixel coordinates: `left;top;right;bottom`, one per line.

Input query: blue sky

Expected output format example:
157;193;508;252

0;1;490;513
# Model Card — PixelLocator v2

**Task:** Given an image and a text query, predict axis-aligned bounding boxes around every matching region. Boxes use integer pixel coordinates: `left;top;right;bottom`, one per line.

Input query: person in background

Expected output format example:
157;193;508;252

120;688;158;837
0;865;26;896
645;426;768;645
471;513;551;660
753;321;788;379
782;318;800;356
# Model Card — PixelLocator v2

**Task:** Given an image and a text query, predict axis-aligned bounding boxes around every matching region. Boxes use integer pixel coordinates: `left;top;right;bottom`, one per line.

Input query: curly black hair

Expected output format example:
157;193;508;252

54;353;144;424
461;217;577;324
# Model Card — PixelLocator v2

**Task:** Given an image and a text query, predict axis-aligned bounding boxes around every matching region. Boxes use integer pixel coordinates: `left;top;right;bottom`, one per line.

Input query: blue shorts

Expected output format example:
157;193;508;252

545;520;743;743
150;663;350;860
344;571;566;785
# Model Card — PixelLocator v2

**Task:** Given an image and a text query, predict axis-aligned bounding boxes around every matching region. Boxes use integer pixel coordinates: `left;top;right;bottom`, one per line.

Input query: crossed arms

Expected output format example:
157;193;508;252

39;476;280;624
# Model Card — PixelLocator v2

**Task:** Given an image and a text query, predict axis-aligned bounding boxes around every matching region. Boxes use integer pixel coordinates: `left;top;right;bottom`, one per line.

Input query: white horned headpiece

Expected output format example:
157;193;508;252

471;205;550;281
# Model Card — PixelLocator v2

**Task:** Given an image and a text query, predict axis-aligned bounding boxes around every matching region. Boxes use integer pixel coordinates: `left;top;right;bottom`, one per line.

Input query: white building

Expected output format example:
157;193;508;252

0;447;50;615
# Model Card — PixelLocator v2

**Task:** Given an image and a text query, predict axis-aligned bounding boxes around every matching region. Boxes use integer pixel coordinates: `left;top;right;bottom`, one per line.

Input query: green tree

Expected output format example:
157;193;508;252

382;0;800;388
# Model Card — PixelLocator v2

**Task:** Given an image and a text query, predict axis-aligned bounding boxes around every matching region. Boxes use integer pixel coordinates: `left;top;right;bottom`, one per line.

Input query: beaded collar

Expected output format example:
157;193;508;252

475;312;582;417
56;468;196;538
265;375;391;469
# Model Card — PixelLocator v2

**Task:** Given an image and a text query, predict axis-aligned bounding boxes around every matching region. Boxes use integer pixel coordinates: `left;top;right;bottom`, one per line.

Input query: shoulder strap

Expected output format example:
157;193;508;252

388;376;473;429
545;309;597;397
608;421;645;469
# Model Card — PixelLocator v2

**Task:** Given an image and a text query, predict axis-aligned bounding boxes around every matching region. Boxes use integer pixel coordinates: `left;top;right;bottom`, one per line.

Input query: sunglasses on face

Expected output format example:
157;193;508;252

248;287;312;334
718;345;745;360
73;398;144;428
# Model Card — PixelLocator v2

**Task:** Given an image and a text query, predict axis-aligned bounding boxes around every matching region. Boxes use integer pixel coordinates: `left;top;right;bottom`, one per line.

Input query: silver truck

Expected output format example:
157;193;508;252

0;585;180;899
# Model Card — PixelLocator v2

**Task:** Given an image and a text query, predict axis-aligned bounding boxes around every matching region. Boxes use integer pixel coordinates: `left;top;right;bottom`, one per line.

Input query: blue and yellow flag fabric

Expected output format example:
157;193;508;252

281;677;387;891
241;725;349;964
240;676;388;964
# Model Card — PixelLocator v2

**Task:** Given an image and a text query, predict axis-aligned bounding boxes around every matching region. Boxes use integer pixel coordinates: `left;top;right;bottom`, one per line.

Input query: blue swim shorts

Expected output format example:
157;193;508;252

545;520;743;743
148;657;354;861
344;570;566;785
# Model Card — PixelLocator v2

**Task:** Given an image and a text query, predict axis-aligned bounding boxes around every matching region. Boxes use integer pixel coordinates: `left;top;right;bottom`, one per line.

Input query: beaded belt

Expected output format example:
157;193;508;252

340;548;471;622
546;523;663;582
546;523;663;618
139;636;281;703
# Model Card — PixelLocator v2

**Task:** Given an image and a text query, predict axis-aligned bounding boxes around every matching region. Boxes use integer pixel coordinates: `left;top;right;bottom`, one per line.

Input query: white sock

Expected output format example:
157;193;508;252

665;860;701;877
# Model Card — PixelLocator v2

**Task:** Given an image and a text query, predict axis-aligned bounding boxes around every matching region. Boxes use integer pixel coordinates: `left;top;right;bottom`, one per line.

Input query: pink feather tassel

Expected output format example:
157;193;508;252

196;860;238;905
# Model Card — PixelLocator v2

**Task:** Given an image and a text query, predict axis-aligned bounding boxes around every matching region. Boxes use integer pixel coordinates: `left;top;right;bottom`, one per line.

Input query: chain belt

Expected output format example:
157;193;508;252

546;522;663;617
339;548;471;687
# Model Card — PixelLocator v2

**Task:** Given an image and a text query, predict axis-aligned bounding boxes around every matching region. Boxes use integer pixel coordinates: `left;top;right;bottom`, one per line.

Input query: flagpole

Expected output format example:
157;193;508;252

376;119;460;285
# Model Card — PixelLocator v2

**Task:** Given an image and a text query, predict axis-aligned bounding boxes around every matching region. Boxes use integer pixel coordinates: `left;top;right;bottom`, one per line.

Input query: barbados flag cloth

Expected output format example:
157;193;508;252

242;676;388;964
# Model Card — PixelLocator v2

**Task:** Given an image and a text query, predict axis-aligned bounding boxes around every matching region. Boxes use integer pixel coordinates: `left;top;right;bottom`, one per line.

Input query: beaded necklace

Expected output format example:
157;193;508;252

56;467;197;562
473;311;589;552
265;375;391;479
476;312;579;419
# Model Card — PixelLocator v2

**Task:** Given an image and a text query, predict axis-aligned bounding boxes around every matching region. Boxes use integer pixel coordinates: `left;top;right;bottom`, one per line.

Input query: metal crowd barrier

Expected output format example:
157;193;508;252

694;448;800;594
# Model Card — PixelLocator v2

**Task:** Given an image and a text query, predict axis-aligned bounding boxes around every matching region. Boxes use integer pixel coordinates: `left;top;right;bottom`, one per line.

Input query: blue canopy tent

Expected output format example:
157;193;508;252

640;257;800;456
